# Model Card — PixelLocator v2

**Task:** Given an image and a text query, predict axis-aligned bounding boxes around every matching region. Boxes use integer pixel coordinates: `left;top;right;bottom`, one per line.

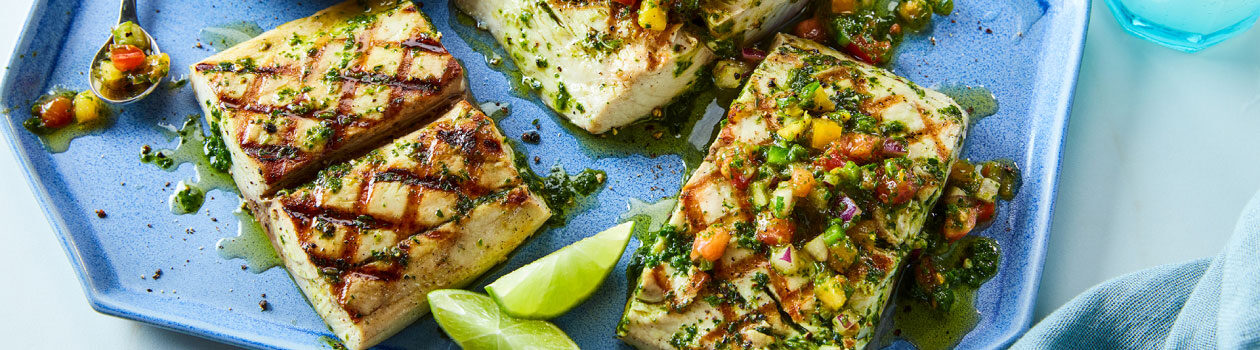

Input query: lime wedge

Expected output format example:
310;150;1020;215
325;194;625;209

428;289;578;350
486;221;635;319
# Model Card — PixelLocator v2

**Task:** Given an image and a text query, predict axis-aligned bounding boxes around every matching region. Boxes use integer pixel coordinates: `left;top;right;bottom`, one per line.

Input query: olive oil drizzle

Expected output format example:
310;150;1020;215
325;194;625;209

216;206;282;273
938;85;999;121
140;115;237;214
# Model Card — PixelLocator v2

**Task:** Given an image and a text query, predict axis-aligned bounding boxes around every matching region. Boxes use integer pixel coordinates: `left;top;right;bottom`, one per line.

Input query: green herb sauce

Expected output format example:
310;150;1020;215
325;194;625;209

515;158;607;225
883;236;998;350
939;85;1000;120
216;206;282;273
169;181;206;215
140;115;236;193
199;21;263;51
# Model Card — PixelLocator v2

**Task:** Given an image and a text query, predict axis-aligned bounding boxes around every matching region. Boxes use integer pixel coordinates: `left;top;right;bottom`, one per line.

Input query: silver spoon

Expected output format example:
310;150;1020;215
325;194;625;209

89;0;163;104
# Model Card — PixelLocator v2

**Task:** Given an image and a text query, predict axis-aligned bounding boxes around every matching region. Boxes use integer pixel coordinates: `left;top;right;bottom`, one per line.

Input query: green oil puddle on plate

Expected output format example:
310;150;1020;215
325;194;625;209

200;21;263;51
885;286;983;350
217;207;282;273
618;196;678;233
140;115;237;214
939;85;1000;121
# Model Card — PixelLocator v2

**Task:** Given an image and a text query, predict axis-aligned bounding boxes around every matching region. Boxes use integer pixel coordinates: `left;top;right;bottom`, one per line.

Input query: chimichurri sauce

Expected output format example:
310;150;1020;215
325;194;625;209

939;85;1000;120
515;154;608;225
169;181;206;215
812;0;955;65
140;115;236;193
217;206;282;273
883;158;1020;348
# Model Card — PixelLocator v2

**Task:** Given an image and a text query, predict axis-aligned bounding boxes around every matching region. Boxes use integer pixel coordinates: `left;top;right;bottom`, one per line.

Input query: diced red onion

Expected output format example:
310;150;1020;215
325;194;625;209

779;246;794;264
741;48;767;63
838;196;860;221
882;139;908;157
838;314;856;328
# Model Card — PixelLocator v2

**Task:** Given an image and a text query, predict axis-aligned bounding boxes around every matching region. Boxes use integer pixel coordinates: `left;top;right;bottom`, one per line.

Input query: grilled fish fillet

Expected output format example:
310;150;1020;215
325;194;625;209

618;34;968;349
453;0;714;134
701;0;809;45
256;100;551;350
190;0;465;201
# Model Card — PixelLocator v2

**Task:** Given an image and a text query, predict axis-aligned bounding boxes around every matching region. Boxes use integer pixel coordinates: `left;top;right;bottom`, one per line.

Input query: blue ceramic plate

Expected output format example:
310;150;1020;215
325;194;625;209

0;0;1088;349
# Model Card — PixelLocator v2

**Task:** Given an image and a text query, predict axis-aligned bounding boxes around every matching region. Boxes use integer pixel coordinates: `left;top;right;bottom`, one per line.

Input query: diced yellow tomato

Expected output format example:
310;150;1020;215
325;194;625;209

72;91;105;124
812;88;835;112
810;119;845;149
637;0;668;31
776;118;810;141
815;275;849;310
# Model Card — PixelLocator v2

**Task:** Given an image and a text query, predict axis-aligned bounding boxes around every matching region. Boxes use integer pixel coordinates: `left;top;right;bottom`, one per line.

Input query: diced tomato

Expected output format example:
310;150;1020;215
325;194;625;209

912;255;941;288
38;96;74;129
789;165;816;197
845;43;874;64
756;213;795;246
794;18;829;43
844;36;891;65
691;227;731;262
976;200;996;223
839;134;883;164
110;45;146;71
876;167;918;205
730;170;753;191
817;148;847;171
942;203;978;241
719;146;756;190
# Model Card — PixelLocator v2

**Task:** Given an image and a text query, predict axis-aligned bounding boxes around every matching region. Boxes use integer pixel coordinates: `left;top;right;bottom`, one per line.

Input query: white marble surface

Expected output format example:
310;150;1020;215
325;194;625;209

0;0;1256;349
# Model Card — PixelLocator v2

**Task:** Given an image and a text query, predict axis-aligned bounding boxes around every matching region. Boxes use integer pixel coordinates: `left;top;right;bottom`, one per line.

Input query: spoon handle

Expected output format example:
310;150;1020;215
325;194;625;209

118;0;137;24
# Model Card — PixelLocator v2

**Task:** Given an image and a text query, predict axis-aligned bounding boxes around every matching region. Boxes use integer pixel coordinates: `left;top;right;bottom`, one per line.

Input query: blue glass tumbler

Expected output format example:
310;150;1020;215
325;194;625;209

1105;0;1260;52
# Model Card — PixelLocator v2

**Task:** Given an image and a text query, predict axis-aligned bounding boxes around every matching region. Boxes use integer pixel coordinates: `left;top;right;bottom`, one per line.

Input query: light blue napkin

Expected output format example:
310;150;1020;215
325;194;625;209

1012;190;1260;349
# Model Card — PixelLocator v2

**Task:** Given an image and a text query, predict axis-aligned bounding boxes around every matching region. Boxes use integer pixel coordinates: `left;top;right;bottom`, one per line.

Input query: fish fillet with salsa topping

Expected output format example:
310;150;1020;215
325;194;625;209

618;34;969;349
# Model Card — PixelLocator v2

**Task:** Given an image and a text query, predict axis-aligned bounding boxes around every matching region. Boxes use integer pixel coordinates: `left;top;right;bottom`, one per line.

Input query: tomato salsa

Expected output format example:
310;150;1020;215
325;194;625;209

24;89;107;134
795;0;955;65
92;21;170;100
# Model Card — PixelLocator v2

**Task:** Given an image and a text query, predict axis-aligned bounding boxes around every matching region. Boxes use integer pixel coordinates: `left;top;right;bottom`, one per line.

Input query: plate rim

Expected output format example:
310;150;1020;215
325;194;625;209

0;0;1093;348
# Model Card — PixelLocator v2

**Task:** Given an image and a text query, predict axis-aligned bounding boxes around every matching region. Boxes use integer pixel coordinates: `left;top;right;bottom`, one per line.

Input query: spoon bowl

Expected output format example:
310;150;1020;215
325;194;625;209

88;0;163;104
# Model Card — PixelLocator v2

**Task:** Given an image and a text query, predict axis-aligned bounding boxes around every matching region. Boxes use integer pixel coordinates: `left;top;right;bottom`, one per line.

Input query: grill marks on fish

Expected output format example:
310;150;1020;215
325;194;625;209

620;35;971;350
194;5;464;198
274;105;519;309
